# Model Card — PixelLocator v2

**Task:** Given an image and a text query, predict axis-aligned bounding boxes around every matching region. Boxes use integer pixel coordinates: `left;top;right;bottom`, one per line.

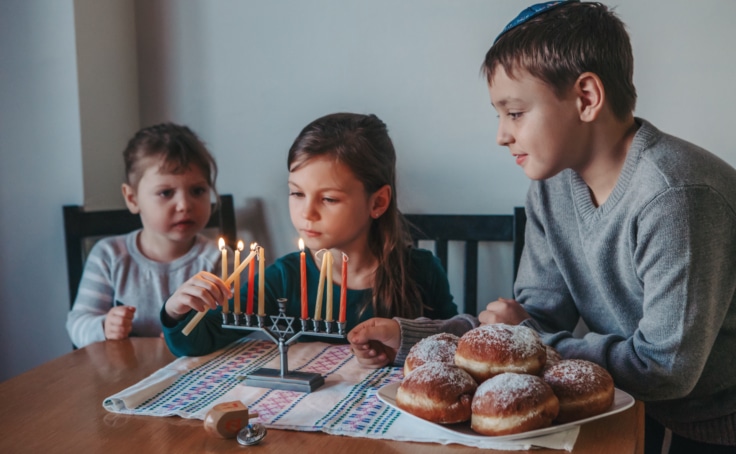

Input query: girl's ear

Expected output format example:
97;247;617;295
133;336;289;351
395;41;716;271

369;184;392;219
575;72;605;122
121;183;141;214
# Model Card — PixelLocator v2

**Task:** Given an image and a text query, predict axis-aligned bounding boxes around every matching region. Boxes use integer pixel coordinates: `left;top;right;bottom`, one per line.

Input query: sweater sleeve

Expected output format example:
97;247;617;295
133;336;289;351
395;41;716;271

523;187;736;402
161;306;243;357
66;241;115;348
392;314;478;365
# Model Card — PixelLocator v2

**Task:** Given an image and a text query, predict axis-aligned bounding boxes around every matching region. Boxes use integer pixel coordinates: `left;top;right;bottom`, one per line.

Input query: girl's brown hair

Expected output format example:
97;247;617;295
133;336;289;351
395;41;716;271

287;113;423;318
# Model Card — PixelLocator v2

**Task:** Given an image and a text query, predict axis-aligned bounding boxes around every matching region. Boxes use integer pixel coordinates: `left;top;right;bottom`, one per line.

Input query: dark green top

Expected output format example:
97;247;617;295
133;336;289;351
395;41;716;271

162;247;457;356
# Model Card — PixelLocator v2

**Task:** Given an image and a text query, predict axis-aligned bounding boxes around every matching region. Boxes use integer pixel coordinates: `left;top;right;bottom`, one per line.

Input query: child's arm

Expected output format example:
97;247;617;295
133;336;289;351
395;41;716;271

478;297;531;325
163;271;232;320
348;314;479;368
66;241;119;347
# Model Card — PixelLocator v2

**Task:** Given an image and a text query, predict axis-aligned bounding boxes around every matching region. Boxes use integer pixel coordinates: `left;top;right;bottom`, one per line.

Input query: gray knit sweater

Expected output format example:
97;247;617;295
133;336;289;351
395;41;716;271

395;119;736;445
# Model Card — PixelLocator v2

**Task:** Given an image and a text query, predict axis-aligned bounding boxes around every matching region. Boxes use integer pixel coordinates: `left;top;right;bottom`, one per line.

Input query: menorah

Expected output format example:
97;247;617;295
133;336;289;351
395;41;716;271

221;298;346;393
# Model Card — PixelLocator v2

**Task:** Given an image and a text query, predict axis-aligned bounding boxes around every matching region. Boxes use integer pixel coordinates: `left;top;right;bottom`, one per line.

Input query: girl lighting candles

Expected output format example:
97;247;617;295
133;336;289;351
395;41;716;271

162;113;459;357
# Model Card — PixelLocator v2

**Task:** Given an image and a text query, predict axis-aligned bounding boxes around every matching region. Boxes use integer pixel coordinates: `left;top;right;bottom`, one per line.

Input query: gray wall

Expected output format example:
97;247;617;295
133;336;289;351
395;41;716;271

1;0;735;381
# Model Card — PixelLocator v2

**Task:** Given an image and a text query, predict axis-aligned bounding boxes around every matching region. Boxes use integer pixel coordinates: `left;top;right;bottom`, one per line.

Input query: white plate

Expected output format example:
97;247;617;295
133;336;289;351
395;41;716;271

376;382;635;442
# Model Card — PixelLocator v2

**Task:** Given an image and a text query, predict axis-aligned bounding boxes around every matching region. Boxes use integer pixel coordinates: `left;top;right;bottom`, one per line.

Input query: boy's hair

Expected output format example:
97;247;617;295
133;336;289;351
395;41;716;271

123;122;219;200
483;1;637;120
287;113;424;319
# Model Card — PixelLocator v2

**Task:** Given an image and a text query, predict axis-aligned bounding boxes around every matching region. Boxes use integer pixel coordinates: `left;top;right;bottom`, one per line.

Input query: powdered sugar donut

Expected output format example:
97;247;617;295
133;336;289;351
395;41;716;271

455;324;546;382
543;359;615;423
404;333;459;376
471;372;559;436
396;362;478;424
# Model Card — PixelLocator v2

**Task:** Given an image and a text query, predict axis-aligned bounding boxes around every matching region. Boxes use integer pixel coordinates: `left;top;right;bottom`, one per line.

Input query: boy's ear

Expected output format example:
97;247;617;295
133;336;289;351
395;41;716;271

369;184;392;219
121;183;141;214
575;72;605;122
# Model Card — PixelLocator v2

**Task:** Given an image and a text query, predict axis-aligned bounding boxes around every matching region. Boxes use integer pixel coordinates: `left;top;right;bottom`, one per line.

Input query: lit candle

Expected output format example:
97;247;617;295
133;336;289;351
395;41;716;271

246;243;256;315
258;244;265;316
299;238;307;320
325;251;334;322
220;238;228;314
234;241;244;314
313;250;328;321
183;248;257;336
339;252;348;323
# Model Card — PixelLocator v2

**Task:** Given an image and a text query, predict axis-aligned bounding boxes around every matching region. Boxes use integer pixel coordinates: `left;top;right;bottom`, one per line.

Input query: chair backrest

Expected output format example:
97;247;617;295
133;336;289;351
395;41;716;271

404;207;526;315
62;194;237;309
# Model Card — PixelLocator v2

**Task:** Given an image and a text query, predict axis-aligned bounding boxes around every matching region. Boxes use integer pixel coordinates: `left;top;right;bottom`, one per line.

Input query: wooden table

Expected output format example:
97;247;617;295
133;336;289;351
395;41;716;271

0;338;644;453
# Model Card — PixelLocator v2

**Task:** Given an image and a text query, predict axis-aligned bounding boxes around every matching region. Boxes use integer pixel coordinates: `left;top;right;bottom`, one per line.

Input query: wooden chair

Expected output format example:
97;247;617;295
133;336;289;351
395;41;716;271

404;207;526;315
63;194;237;309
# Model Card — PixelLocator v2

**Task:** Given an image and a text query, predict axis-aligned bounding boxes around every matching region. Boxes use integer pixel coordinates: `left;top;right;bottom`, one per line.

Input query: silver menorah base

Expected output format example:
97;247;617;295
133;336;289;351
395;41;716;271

222;298;346;393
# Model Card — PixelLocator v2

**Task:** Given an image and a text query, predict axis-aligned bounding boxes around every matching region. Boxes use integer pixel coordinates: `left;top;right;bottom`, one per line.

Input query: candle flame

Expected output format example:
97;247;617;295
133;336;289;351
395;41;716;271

218;237;225;250
237;240;244;251
298;238;305;251
250;242;257;251
342;252;349;262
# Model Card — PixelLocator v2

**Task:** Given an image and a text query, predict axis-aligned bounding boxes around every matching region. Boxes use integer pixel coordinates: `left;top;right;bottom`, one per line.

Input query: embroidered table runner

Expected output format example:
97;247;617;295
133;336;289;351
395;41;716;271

103;338;578;450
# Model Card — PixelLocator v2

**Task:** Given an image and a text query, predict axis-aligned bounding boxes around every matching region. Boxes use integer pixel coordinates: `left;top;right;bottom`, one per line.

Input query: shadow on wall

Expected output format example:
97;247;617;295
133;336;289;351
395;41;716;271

236;198;273;264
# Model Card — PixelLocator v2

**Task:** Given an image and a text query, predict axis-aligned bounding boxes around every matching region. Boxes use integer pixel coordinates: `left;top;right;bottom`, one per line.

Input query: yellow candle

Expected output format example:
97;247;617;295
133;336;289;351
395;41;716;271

220;238;228;314
299;239;307;320
234;241;244;314
325;251;334;321
183;249;257;336
257;245;265;316
313;250;328;321
246;243;256;315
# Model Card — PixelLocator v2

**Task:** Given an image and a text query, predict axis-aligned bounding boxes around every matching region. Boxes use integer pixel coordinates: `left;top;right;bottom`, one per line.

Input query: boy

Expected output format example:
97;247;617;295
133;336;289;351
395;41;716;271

348;1;736;451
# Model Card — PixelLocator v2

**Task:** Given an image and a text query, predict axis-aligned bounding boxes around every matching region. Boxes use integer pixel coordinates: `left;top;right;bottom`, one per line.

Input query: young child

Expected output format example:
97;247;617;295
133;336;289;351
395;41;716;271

66;122;226;348
349;2;736;452
161;112;459;357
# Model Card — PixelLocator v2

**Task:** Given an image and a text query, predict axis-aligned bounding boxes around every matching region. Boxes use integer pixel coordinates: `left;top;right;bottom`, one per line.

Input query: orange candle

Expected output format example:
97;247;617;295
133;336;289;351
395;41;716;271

339;252;348;323
299;239;307;319
234;241;244;314
258;244;265;315
246;243;256;315
219;238;228;314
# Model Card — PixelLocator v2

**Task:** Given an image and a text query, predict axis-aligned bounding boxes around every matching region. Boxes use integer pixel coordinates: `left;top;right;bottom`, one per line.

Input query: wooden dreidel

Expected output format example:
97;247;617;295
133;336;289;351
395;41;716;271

203;401;258;439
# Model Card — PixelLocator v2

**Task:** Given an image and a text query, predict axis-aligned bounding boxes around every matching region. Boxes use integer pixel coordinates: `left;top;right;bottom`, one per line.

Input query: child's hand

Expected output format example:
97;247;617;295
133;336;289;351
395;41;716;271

104;306;136;340
347;318;400;368
478;297;530;325
164;271;232;321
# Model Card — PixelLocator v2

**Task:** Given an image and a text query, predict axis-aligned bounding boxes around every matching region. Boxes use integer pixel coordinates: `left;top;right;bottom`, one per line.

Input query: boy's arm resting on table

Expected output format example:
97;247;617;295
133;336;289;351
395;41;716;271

520;188;736;402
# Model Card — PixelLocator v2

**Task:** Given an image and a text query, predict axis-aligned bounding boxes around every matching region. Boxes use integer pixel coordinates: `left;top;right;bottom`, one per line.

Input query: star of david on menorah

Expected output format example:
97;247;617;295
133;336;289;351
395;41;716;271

221;298;346;393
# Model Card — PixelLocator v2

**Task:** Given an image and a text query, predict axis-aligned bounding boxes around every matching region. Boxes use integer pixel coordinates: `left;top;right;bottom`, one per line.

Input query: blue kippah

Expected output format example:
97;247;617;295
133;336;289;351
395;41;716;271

494;0;579;44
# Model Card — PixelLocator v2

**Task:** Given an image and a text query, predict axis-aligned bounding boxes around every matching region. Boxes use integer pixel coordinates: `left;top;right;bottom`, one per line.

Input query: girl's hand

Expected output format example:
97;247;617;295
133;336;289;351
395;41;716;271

164;271;232;321
347;318;400;368
478;297;530;325
104;306;136;340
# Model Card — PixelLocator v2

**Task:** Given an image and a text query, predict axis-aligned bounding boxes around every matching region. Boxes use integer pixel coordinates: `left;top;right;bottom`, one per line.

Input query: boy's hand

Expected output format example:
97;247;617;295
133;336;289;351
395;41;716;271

164;271;232;321
478;297;530;325
104;306;136;340
347;318;400;368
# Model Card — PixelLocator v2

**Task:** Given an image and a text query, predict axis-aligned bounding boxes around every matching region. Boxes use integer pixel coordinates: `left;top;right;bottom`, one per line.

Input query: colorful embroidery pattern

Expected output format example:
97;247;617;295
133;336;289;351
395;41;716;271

117;338;403;436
